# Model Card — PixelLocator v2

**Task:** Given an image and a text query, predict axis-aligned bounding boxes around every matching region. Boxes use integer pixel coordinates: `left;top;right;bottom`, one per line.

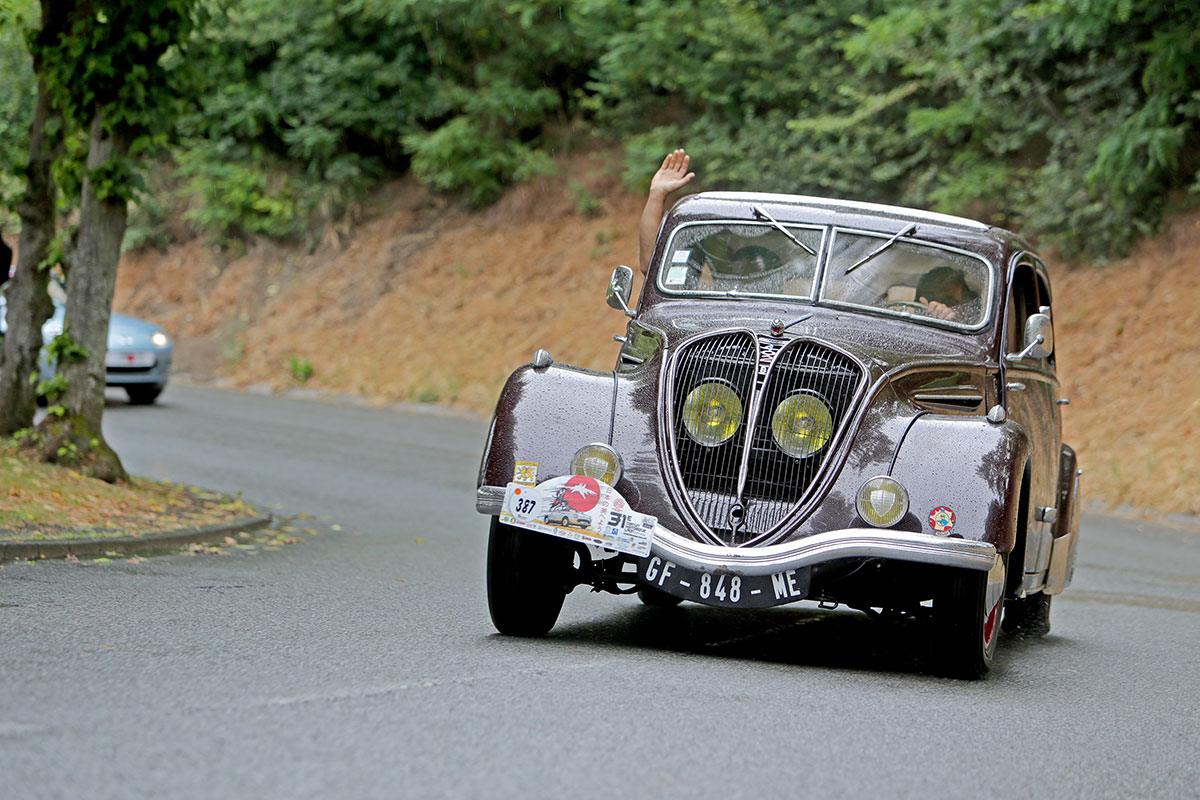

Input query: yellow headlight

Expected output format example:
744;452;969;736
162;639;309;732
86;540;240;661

571;443;623;486
682;381;743;446
856;476;910;528
771;392;833;458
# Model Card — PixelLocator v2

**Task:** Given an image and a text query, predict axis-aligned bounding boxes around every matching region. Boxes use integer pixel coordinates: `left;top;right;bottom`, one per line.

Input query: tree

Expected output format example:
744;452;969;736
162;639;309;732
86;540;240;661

13;0;197;481
0;0;66;438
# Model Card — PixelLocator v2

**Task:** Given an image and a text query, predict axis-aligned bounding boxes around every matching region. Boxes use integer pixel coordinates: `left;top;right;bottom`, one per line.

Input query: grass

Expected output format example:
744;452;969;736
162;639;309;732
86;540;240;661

0;438;257;543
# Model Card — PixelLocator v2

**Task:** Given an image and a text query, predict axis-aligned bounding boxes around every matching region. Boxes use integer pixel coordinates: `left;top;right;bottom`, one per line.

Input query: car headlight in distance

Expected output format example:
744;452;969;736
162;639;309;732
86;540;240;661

151;331;170;349
856;476;910;528
682;380;743;446
771;391;833;458
571;443;623;486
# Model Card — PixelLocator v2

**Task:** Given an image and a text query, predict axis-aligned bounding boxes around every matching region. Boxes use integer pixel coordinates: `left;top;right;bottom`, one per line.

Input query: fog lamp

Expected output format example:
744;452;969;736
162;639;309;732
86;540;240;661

571;443;623;486
856;476;909;528
771;391;833;458
151;331;170;349
682;380;743;446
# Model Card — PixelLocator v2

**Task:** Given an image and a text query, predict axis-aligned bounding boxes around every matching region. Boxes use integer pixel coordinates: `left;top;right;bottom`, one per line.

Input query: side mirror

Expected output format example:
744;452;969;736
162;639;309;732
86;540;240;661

606;265;635;318
1006;312;1053;362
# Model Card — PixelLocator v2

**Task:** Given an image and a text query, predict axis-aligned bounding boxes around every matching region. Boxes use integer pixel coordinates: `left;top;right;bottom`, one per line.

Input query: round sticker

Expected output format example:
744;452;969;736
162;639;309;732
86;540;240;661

929;506;956;534
563;475;602;513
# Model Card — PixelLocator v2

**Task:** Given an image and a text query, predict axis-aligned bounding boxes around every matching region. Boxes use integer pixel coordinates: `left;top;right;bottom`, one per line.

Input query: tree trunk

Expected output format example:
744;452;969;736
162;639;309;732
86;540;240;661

0;46;61;435
34;112;130;482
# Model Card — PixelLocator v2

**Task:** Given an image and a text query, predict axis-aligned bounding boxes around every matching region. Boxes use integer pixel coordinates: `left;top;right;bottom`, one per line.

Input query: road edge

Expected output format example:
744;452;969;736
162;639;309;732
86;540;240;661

0;513;274;562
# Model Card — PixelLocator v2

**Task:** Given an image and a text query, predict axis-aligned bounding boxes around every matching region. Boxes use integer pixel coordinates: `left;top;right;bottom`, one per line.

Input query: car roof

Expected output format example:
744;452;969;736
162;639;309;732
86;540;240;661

698;191;990;230
669;192;1033;257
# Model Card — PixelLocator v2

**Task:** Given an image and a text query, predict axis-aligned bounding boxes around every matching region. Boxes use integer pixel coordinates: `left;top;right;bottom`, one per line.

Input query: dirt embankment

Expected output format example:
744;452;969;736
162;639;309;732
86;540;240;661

115;157;1200;516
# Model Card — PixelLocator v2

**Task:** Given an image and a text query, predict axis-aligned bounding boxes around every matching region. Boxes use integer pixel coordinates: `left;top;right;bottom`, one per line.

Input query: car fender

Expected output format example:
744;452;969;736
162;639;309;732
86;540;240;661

889;414;1030;552
478;362;616;493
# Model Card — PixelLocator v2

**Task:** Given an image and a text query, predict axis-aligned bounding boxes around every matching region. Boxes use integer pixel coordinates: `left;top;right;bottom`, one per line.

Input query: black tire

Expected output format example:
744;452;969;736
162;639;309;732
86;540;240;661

933;567;1004;679
125;384;163;405
1002;592;1052;637
487;517;574;636
637;586;684;607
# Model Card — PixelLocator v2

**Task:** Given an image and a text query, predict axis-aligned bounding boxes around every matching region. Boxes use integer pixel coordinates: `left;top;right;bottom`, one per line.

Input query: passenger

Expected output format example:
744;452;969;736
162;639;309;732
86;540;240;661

639;149;695;273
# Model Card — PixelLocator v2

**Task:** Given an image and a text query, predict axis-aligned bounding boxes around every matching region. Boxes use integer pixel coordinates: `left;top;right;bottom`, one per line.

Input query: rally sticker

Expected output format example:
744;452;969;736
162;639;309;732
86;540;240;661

500;475;656;557
929;506;956;534
512;461;539;485
665;265;689;285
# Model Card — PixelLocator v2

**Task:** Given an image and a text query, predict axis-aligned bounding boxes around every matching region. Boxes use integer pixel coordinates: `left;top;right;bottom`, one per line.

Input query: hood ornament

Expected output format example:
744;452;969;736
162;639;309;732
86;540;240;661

769;313;813;338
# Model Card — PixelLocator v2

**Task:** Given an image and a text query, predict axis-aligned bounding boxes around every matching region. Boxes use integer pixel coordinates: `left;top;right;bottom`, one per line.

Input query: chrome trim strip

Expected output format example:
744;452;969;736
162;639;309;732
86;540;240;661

477;483;996;575
476;485;505;514
652;523;997;576
734;335;766;500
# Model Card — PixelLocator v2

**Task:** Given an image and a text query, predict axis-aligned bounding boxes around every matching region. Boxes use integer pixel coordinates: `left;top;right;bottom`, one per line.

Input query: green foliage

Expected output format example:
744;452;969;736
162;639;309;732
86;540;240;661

0;0;36;232
176;140;303;244
288;356;313;383
3;0;1196;257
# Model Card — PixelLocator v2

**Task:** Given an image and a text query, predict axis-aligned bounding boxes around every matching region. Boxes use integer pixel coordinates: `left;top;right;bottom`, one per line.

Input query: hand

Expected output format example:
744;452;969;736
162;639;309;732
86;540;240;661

919;296;957;321
649;149;694;197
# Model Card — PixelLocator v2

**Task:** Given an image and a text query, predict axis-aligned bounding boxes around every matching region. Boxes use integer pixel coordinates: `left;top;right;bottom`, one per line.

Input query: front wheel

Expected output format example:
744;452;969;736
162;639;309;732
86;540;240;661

1002;592;1051;637
487;517;574;636
932;560;1004;679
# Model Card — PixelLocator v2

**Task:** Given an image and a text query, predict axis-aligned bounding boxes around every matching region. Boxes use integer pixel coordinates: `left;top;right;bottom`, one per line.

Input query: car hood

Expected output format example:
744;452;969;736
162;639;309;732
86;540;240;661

39;305;170;350
634;299;993;376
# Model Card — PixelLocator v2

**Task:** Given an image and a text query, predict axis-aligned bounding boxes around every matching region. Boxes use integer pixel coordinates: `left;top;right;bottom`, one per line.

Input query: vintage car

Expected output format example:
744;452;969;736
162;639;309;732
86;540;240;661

0;276;173;405
476;192;1080;678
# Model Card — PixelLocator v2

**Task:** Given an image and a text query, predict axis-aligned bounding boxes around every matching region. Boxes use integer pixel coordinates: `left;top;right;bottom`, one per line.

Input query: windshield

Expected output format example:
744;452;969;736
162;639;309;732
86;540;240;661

822;229;992;328
657;221;823;299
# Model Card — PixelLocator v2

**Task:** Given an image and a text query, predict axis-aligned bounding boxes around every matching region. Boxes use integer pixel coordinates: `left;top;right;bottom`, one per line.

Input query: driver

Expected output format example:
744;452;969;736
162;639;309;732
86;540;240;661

917;266;978;321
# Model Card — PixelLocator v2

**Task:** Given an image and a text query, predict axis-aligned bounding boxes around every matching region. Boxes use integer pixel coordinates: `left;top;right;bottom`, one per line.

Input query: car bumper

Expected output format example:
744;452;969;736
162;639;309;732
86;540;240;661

104;350;172;386
476;485;996;576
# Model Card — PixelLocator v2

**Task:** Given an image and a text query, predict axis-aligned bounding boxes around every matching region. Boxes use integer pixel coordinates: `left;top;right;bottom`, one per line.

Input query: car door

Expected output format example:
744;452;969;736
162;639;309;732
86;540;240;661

1001;257;1063;591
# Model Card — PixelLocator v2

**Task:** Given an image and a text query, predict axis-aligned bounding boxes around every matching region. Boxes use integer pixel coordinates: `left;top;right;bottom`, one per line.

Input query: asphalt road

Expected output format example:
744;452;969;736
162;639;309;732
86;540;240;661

3;384;1198;799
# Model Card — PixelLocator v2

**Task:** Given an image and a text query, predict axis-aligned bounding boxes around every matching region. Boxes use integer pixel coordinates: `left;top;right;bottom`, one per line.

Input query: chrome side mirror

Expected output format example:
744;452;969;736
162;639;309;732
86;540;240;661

606;265;635;318
1006;312;1053;362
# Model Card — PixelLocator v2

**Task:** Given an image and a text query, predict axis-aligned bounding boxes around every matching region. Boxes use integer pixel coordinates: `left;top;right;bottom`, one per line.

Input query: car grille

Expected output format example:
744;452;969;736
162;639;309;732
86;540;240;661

668;331;864;546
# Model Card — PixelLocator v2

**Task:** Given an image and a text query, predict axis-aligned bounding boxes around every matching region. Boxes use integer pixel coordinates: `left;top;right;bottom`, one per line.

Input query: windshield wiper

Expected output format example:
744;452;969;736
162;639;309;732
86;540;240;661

752;206;815;256
843;223;918;274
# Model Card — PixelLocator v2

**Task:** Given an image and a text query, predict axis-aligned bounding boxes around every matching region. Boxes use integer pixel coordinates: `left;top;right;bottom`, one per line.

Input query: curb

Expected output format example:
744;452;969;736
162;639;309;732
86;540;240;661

0;514;274;562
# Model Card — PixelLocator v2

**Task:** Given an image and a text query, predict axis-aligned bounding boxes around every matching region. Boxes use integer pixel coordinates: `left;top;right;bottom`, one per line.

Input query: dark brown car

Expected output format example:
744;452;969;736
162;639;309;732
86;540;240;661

476;192;1080;678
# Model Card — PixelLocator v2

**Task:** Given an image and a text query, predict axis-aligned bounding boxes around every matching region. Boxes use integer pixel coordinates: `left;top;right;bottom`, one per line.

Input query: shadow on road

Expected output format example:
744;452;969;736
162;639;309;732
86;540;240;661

544;604;936;676
505;602;1082;680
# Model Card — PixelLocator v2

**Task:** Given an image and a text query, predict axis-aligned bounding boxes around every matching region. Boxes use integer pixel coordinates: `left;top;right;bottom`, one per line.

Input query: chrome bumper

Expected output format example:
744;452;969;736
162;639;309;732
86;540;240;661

476;485;996;576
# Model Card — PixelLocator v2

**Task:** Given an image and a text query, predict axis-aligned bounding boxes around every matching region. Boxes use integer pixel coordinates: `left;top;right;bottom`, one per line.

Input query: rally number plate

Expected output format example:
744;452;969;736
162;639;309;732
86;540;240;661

640;556;812;609
500;476;655;557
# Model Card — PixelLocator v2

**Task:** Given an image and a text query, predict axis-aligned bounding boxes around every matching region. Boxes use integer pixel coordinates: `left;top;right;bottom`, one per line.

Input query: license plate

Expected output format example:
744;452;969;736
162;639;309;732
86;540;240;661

640;555;812;609
106;351;155;368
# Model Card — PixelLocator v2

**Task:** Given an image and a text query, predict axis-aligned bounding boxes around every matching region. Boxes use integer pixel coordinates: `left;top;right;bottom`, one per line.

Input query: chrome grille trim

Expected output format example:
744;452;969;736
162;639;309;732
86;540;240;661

665;330;866;547
664;330;758;547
